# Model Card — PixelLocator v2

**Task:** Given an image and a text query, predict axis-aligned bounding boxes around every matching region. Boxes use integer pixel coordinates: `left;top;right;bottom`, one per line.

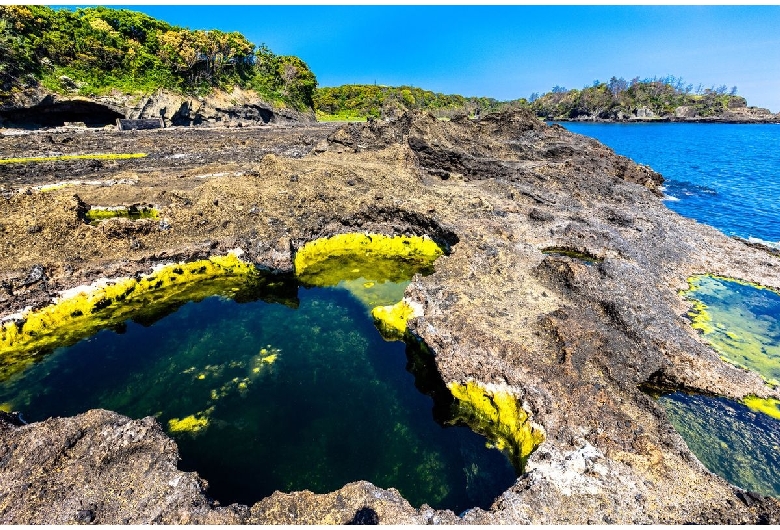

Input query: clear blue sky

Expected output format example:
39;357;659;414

70;5;780;111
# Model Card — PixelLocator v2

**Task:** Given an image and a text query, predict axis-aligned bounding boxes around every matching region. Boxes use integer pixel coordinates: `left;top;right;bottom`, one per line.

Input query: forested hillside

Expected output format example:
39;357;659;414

314;76;767;122
313;84;511;121
0;5;317;110
527;76;752;120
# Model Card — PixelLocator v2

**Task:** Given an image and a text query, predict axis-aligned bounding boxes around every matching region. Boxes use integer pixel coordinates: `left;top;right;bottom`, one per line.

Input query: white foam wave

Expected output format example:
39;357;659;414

747;237;780;250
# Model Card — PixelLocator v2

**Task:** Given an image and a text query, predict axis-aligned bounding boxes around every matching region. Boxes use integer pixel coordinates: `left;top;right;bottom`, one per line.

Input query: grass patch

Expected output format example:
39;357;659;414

316;111;368;123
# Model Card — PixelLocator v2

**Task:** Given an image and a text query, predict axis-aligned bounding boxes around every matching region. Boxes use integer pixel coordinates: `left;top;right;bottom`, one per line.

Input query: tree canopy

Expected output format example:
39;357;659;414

528;76;746;120
313;76;748;122
0;5;317;111
313;84;509;121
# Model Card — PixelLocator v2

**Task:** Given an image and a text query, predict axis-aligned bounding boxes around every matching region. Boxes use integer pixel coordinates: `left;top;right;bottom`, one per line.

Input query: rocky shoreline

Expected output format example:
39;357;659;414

547;104;780;124
555;115;780;124
1;110;780;523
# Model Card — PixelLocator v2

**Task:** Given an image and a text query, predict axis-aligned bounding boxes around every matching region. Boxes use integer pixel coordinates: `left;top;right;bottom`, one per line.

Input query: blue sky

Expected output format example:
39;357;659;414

73;5;780;111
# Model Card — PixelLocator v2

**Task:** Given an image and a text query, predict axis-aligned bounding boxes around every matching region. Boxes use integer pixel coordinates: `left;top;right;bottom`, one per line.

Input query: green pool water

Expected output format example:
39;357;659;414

659;392;780;498
657;275;780;498
684;275;780;386
0;274;516;513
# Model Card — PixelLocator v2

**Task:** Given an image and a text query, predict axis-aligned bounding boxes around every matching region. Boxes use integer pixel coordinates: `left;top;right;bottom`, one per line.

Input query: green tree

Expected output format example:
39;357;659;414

0;5;317;109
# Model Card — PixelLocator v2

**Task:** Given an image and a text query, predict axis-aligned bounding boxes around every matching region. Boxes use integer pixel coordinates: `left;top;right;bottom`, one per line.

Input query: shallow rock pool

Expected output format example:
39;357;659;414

658;275;780;498
0;250;517;513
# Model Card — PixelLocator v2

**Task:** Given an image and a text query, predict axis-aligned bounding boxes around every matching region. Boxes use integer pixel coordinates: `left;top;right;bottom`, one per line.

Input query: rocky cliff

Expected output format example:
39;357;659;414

0;86;315;130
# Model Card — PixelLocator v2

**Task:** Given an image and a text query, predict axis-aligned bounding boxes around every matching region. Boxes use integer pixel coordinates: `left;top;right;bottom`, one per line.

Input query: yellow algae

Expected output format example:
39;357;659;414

743;396;780;420
168;413;210;434
682;274;780;387
371;300;416;341
38;183;69;192
0;251;259;382
85;206;159;224
0;153;147;164
447;380;545;471
294;233;444;311
294;233;443;275
247;347;280;380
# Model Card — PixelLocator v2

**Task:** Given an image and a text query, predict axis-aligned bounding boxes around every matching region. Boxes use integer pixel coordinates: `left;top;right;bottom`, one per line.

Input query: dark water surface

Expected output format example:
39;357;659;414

0;282;515;512
558;122;780;246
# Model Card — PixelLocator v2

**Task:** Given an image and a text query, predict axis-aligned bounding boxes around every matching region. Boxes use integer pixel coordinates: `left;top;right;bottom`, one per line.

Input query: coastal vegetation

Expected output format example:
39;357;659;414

0;5;766;120
313;76;757;121
314;84;509;121
527;76;748;120
0;5;317;110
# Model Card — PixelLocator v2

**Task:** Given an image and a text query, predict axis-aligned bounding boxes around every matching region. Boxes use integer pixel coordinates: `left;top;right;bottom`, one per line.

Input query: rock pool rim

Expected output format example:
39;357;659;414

541;246;603;265
642;383;780;422
0;234;545;514
84;205;160;225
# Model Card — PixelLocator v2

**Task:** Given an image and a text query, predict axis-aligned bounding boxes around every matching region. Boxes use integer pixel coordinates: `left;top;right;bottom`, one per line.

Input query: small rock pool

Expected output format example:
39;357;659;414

655;274;780;498
0;236;519;513
659;392;780;498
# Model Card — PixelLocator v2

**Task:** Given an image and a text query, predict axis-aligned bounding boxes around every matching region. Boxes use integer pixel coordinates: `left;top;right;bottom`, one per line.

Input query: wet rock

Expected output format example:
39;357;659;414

0;410;244;524
528;208;554;222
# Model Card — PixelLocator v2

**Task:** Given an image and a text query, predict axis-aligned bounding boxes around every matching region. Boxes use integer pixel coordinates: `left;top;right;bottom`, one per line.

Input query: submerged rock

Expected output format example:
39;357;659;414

0;110;779;523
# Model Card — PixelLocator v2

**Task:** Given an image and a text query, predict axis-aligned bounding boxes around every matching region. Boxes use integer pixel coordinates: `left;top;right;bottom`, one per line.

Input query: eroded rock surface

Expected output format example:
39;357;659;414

0;86;313;130
1;109;779;523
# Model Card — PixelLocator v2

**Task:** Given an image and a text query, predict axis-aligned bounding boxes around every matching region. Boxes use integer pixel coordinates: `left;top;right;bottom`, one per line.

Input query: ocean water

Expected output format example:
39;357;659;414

0;281;516;512
558;123;780;246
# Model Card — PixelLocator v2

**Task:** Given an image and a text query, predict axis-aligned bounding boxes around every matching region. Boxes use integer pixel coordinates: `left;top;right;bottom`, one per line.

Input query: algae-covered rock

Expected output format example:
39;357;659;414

447;380;545;471
295;233;443;284
372;300;417;340
0;252;260;382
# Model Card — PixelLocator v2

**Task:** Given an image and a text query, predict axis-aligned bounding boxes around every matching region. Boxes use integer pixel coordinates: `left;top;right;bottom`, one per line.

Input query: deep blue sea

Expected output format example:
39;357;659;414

557;123;780;246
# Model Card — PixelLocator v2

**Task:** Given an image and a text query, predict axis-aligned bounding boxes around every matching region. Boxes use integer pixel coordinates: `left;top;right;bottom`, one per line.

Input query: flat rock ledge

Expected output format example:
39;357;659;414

1;110;780;524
